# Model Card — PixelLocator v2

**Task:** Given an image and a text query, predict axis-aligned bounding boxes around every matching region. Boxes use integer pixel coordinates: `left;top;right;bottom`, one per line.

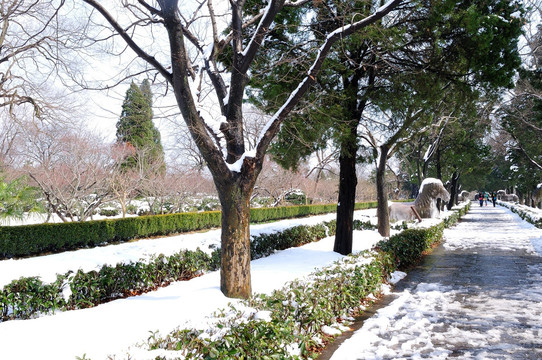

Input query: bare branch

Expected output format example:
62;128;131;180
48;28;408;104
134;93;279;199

83;0;172;84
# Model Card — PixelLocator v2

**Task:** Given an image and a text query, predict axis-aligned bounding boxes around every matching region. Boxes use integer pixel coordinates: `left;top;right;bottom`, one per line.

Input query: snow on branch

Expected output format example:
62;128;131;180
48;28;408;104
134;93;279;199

423;115;452;162
254;0;402;160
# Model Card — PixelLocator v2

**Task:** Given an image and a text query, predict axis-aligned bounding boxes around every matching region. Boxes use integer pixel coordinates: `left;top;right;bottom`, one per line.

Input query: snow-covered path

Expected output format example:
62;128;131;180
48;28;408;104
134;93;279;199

329;204;542;359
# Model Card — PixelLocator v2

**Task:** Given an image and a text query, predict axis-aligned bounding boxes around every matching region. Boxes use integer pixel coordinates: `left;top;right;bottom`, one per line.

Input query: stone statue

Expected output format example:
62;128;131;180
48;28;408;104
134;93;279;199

458;190;471;202
497;189;518;202
389;178;451;222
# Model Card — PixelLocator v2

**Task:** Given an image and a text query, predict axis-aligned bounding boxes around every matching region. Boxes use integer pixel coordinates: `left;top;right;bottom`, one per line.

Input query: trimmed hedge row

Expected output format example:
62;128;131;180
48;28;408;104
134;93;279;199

0;202;377;259
498;201;542;228
377;202;470;270
0;249;219;321
377;225;444;270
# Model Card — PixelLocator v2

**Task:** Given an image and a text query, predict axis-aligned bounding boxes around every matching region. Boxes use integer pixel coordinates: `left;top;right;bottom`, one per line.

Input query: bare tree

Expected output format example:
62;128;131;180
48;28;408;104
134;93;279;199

0;114;21;170
253;156;303;206
0;0;87;116
109;143;141;218
80;0;402;298
22;122;111;222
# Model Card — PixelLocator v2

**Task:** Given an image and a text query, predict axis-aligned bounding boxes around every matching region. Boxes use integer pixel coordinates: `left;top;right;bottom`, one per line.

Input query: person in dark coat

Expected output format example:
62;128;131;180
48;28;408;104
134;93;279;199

491;191;497;207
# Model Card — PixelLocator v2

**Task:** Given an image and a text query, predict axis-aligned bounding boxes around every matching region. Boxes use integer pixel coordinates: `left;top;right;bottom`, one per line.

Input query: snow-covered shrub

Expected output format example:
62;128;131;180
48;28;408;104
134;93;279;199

498;201;542;228
250;222;331;260
146;250;394;359
0;249;217;321
376;224;445;270
285;190;307;205
67;249;217;309
0;275;67;321
443;201;471;228
98;208;120;217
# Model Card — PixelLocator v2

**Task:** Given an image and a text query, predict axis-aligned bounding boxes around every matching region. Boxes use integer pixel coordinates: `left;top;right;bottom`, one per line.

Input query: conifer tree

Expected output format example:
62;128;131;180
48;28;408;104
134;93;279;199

116;80;164;172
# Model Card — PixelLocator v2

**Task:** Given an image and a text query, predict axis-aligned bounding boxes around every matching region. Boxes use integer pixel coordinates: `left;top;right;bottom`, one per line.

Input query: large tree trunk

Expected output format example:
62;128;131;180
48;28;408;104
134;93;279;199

376;146;390;237
217;181;253;299
334;147;358;255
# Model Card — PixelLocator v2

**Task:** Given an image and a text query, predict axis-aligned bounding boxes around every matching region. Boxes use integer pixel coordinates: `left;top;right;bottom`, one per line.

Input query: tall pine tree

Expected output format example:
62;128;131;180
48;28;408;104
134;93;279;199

116;80;164;172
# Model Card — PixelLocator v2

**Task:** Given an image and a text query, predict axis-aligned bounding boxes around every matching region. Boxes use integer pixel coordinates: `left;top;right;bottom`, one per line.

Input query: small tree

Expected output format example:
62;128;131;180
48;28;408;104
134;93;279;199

108;143;141;218
23;123;111;222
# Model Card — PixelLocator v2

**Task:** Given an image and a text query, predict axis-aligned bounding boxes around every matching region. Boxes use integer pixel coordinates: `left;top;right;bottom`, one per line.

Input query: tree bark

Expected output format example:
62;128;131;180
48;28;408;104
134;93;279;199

334;146;357;255
218;181;252;299
376;145;390;237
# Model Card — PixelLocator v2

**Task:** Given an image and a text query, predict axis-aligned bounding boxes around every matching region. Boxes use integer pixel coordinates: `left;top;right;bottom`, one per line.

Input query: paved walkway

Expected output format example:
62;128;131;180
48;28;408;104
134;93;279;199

328;204;542;359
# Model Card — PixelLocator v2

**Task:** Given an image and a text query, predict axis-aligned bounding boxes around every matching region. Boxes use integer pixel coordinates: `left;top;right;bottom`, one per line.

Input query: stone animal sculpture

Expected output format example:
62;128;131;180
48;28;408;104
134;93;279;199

389;178;451;221
497;189;519;202
459;190;471;202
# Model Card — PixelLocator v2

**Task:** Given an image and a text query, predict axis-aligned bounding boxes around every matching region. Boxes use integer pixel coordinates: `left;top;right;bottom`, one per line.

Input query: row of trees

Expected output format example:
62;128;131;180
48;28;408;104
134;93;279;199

77;0;524;298
1;0;527;299
490;1;542;205
248;0;522;247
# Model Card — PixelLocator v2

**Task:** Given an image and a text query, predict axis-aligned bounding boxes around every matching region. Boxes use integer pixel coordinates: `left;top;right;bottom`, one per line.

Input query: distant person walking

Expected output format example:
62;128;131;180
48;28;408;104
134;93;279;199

491;192;497;207
479;192;484;207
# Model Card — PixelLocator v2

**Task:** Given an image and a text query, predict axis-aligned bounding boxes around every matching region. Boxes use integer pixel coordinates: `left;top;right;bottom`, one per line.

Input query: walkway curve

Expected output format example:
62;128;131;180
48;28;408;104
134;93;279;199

329;203;542;359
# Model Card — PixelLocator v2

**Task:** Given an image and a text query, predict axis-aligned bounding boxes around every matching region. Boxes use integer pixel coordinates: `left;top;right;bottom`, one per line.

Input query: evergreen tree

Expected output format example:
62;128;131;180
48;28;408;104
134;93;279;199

116;80;164;172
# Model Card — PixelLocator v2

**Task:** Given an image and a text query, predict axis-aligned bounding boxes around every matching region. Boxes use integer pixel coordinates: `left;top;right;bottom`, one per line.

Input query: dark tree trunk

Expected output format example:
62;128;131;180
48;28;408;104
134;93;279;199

435;147;442;179
376;145;390;237
334;147;358;255
333;58;369;255
447;171;459;210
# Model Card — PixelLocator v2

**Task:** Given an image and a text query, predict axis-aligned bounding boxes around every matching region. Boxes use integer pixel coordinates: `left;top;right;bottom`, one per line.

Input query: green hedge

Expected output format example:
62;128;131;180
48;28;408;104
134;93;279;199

0;249;220;321
0;202;377;259
149;250;394;359
376;202;469;270
377;225;444;270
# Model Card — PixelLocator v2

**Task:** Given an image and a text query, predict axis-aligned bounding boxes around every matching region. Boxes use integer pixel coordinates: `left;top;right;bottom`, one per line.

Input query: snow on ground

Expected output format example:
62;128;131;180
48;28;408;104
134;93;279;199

0;208;387;359
329;204;542;360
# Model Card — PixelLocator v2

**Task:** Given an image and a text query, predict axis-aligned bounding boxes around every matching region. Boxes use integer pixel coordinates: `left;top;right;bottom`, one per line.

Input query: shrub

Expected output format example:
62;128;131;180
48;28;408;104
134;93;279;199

98;208;119;217
376;224;444;270
250;222;332;260
0;275;66;321
148;250;396;359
